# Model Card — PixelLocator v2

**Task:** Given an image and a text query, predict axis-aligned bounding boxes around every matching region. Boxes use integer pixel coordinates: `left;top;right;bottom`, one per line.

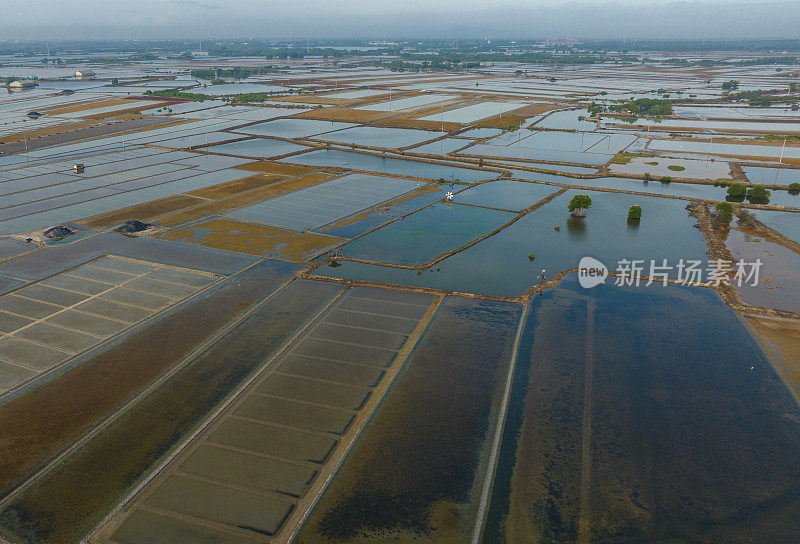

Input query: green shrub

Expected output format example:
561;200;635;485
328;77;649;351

789;182;800;195
722;80;740;90
627;205;642;220
715;202;734;223
643;172;652;181
567;194;592;213
746;185;771;204
660;176;671;184
726;183;747;202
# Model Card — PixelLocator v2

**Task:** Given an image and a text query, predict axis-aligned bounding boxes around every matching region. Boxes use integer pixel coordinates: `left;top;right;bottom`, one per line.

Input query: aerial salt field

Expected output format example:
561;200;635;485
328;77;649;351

0;37;798;544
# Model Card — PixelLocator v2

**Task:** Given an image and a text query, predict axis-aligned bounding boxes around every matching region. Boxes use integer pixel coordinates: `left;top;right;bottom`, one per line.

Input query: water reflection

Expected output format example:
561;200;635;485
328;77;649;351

565;216;587;240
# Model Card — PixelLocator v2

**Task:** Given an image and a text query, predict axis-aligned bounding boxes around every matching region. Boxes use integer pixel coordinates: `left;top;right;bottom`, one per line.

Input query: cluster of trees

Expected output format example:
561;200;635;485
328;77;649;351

722;80;739;90
726;183;771;204
568;194;592;216
627;205;642;221
143;89;208;101
380;59;480;72
189;67;281;80
715;202;734;223
380;51;601;73
724;89;798;107
603;98;673;116
642;173;672;183
789;182;800;195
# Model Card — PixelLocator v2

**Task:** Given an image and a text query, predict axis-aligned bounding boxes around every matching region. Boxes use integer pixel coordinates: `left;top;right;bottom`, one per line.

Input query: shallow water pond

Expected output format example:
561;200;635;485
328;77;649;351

454;180;559;211
744;165;800;186
340;202;515;266
482;274;800;543
724;224;800;313
297;296;522;544
280;149;497;183
203;138;312;158
751;209;800;242
325;190;708;297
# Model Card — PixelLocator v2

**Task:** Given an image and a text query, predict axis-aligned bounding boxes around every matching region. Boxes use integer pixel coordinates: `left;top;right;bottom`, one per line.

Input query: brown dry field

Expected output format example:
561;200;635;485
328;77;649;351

0;120;94;144
0;271;272;498
161;217;345;261
155;172;335;226
235;160;316;176
187;173;286;199
43;99;140;116
76;173;287;229
76;194;209;229
81;103;169;120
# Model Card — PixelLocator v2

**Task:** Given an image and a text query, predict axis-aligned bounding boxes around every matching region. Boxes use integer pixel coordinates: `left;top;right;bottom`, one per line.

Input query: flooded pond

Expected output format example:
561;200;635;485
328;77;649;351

203;138;313;158
297;296;522;544
280;149;497;183
454;179;559;211
743;166;800;186
724;223;800;313
311;125;438;148
751;209;800;242
408;137;471;155
356;94;457;112
320;188;443;238
507;172;730;201
234;118;357;139
192;83;292;96
324;190;708;297
533;109;596;131
650;139;800;160
419;101;528;123
482;274;800;543
340;202;515;265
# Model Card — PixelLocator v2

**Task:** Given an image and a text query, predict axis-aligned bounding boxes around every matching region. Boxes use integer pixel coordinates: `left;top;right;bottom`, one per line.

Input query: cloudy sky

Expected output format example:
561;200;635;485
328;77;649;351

3;0;798;40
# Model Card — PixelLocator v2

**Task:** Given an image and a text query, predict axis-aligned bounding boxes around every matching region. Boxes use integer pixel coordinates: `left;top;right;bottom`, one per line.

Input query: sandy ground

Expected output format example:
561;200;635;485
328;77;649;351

742;314;800;407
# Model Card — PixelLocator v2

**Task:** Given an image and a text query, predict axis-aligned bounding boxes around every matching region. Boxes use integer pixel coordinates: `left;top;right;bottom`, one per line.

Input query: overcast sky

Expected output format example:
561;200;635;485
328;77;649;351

2;0;798;41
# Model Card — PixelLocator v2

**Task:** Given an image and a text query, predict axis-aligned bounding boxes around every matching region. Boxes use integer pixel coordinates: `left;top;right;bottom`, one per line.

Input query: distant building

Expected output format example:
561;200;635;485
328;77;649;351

9;80;37;89
75;70;96;79
191;50;209;57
